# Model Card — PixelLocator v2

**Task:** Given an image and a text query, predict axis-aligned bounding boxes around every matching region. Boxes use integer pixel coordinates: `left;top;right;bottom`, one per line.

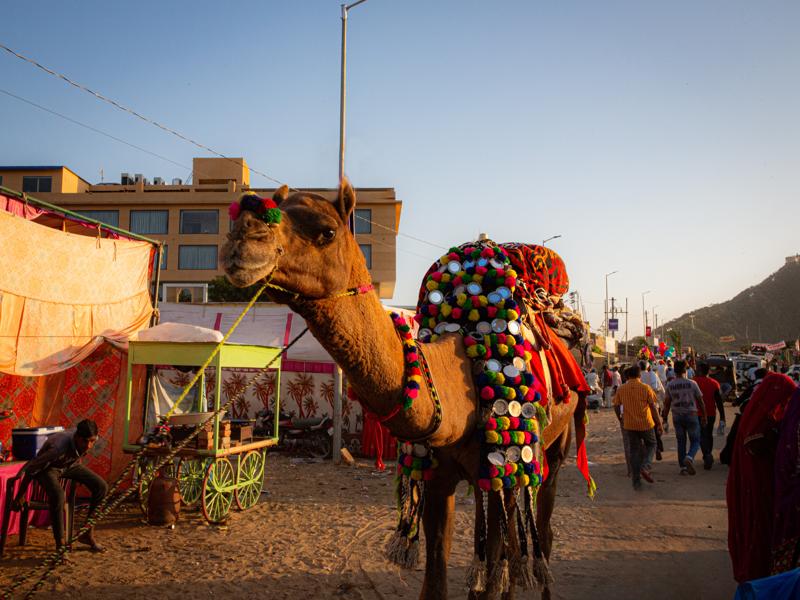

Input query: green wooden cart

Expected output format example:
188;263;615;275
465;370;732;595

123;340;282;523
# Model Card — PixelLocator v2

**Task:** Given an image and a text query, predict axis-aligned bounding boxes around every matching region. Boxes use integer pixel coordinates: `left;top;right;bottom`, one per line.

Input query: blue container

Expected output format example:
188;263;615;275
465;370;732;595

11;427;64;460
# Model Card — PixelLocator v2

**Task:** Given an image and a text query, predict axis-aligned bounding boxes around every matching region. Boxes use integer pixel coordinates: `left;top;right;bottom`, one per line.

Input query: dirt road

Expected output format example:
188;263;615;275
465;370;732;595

0;408;737;599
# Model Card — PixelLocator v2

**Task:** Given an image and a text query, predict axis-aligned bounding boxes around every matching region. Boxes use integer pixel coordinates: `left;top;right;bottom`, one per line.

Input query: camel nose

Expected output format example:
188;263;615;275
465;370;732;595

235;210;274;241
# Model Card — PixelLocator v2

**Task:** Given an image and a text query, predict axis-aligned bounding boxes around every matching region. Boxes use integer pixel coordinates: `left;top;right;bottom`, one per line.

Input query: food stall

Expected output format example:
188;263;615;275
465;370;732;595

123;340;282;523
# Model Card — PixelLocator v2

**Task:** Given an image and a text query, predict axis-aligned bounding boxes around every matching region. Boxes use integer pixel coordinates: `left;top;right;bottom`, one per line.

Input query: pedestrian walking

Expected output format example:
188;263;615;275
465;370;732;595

663;360;707;475
639;360;666;460
602;364;613;409
693;362;726;469
613;364;663;490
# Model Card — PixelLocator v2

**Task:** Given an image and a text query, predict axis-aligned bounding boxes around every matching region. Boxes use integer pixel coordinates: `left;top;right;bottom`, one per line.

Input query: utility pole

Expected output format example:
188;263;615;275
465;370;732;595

624;297;629;357
610;297;617;338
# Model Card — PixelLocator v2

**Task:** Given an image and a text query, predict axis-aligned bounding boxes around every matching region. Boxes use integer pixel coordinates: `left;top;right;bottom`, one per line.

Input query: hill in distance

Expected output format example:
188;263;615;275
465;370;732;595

661;256;800;353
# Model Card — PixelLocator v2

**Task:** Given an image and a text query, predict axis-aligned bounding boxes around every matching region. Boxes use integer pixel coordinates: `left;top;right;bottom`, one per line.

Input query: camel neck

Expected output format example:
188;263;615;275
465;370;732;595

290;290;435;441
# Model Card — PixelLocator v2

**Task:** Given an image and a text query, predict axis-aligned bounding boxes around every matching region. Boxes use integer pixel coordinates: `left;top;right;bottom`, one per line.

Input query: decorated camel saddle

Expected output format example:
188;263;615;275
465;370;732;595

388;238;592;591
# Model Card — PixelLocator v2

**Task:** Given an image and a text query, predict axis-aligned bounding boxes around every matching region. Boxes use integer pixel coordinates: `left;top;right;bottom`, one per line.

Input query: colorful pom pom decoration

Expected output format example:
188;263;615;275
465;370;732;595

230;193;282;225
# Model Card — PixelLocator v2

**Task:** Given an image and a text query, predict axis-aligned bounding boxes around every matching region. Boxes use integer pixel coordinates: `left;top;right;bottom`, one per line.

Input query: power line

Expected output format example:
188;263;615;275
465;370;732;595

0;42;449;253
0;88;192;172
359;232;436;262
0;42;285;186
355;214;448;250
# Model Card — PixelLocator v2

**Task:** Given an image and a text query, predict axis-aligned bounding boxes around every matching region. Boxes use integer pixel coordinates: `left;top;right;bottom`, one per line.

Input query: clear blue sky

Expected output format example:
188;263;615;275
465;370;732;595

2;1;798;338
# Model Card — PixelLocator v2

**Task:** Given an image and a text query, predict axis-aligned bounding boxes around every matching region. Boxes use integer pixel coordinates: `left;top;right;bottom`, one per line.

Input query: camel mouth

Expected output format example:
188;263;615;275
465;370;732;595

223;260;274;288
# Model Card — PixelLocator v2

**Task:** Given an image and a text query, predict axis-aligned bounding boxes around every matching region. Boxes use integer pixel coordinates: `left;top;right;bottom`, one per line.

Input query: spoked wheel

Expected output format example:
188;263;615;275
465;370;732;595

177;458;205;507
136;456;176;517
201;457;235;523
234;450;265;511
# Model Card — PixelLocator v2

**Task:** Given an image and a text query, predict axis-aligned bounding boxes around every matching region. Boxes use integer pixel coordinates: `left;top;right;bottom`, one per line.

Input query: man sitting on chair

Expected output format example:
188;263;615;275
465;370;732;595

12;419;108;553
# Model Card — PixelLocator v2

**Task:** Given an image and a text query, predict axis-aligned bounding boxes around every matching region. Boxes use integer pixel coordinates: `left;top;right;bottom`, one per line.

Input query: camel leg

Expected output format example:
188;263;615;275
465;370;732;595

536;423;572;600
419;474;458;600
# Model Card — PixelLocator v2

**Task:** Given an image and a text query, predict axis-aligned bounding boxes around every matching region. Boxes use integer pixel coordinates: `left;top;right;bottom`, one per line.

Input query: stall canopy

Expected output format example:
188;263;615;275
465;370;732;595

0;209;153;376
1;190;156;480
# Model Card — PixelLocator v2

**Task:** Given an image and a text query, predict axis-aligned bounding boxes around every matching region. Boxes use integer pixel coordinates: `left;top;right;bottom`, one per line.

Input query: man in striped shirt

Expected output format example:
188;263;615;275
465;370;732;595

613;364;664;490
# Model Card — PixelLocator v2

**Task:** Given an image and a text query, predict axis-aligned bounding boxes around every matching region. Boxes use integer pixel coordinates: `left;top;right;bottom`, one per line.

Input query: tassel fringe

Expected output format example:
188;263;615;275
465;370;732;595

385;532;420;569
465;554;488;592
510;554;537;591
489;558;511;593
533;556;554;587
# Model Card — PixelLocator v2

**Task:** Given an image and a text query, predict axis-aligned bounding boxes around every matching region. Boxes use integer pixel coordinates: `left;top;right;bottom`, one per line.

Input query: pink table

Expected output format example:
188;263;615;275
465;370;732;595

0;461;50;536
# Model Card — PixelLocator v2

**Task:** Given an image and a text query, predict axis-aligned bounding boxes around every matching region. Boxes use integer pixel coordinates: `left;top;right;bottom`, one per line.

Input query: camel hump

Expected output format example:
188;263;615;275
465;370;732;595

414;241;570;310
499;243;570;305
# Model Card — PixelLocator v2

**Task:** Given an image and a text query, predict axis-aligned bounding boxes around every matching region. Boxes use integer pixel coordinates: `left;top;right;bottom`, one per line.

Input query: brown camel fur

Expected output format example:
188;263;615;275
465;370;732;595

221;181;580;600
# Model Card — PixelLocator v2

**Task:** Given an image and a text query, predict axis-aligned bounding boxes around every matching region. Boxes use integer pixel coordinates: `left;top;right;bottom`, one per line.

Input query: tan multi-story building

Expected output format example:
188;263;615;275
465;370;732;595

0;158;401;300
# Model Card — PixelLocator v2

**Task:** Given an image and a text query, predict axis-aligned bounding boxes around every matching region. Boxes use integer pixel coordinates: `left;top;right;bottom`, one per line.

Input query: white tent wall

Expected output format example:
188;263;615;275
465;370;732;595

154;302;415;456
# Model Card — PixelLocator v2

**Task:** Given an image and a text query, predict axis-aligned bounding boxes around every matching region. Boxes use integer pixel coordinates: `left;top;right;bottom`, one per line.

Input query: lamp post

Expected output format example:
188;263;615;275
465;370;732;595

339;0;371;233
542;234;562;246
604;270;618;336
652;305;659;340
641;290;651;340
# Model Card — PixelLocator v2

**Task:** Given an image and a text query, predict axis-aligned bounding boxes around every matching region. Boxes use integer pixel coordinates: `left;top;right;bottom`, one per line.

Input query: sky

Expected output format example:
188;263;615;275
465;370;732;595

1;1;798;338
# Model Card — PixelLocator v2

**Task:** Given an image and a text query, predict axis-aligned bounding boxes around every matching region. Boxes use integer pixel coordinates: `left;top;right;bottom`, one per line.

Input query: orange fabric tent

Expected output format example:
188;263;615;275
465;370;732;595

0;203;155;480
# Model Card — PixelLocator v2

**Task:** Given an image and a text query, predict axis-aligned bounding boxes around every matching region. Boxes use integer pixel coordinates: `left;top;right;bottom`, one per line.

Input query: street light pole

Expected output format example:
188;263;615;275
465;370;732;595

641;290;651;340
542;234;562;246
339;0;370;233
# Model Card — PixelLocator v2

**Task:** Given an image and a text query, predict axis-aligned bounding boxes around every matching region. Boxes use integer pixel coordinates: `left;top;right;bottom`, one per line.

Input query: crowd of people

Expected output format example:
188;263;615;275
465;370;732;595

584;354;800;587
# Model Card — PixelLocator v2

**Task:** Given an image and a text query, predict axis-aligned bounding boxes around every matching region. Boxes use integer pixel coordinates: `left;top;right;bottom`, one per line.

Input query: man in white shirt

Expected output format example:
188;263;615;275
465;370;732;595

585;368;601;395
611;366;622;392
655;360;668;385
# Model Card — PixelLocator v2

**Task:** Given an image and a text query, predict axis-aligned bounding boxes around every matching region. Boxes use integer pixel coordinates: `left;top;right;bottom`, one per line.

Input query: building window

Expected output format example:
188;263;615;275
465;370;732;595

130;210;169;234
152;245;168;270
359;243;372;269
180;210;218;234
22;176;52;193
75;210;120;227
179;245;217;270
354;208;372;234
0;175;3;186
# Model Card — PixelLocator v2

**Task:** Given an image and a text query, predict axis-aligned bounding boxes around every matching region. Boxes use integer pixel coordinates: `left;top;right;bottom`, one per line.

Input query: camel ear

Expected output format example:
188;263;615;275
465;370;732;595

335;178;357;223
272;185;290;204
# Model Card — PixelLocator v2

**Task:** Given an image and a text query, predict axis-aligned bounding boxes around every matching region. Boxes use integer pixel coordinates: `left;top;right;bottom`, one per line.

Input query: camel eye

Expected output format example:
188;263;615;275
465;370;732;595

318;229;336;245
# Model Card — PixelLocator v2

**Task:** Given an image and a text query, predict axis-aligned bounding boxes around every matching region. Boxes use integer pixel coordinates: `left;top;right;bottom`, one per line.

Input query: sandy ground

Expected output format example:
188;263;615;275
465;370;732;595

1;407;738;600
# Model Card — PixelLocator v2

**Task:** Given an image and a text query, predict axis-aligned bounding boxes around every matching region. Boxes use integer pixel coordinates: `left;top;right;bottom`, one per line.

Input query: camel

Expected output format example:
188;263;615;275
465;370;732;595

221;181;584;600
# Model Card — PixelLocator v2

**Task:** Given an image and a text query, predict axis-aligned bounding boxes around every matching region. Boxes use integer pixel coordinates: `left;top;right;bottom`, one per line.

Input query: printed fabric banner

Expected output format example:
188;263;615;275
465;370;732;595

154;364;368;455
0;344;147;481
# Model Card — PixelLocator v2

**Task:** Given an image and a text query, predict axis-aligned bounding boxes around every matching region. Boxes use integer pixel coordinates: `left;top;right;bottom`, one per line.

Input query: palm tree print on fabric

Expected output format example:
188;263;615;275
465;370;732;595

320;380;334;411
254;372;277;411
222;372;249;418
286;373;315;418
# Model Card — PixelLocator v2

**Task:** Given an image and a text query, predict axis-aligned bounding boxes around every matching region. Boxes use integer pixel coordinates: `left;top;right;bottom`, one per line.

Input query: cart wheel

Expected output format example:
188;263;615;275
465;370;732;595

177;458;205;506
136;457;176;517
201;457;235;523
234;450;265;511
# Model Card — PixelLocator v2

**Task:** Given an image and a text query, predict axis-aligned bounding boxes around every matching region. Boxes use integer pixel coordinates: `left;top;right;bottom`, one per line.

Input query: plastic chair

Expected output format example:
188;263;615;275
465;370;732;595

0;471;75;557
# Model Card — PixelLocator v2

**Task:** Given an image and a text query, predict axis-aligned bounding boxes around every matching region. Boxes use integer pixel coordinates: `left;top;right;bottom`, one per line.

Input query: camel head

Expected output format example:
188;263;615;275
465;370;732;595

221;179;368;300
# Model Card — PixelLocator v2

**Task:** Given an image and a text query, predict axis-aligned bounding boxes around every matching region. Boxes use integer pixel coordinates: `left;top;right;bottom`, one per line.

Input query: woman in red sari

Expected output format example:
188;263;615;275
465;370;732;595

726;372;797;582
